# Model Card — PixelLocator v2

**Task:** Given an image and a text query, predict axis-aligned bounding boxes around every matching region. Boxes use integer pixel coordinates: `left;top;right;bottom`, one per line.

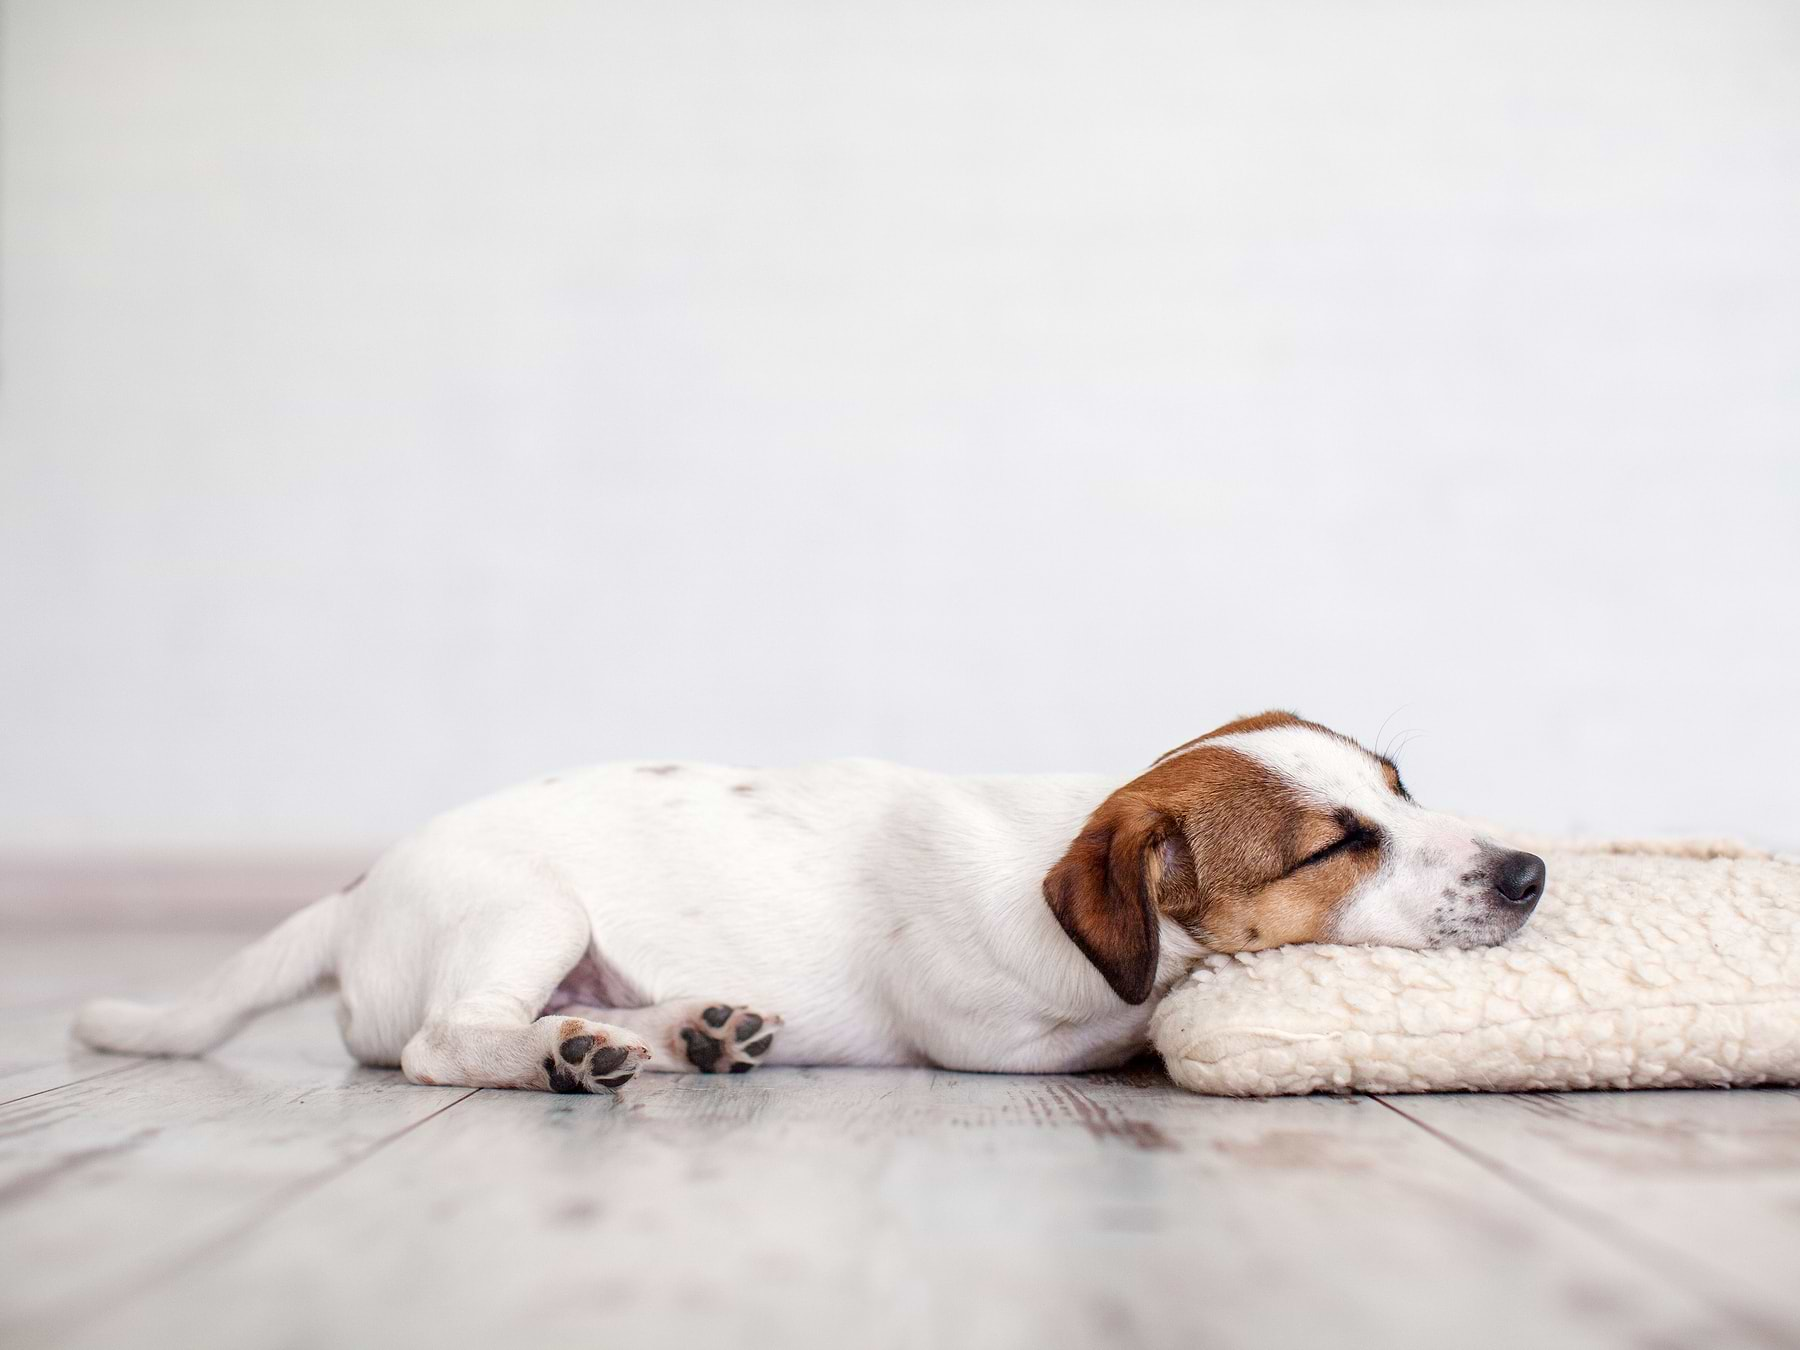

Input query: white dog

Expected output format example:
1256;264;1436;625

75;711;1546;1093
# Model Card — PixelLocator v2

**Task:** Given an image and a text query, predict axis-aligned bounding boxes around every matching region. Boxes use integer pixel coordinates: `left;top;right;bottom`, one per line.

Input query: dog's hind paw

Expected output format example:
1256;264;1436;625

677;1004;780;1074
542;1019;653;1094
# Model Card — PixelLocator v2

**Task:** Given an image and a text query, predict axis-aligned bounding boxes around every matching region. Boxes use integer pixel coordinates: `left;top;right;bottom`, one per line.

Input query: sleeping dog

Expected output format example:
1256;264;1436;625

75;711;1546;1092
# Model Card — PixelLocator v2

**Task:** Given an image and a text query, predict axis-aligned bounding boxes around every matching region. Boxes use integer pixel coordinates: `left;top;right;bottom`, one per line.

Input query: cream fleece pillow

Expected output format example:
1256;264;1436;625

1151;836;1800;1096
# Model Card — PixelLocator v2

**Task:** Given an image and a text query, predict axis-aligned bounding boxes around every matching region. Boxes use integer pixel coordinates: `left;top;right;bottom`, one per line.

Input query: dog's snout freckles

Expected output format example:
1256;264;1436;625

1425;844;1546;948
1345;824;1550;950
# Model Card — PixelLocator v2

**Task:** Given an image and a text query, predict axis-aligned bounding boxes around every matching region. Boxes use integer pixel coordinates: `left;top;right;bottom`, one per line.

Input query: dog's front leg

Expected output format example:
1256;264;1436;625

555;999;781;1074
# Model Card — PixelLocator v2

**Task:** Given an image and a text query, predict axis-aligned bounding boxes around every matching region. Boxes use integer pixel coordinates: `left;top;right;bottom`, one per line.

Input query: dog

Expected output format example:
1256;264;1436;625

75;710;1546;1092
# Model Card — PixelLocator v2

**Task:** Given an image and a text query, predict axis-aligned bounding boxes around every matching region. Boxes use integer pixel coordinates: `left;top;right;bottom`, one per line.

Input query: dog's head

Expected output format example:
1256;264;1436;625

1043;711;1546;1003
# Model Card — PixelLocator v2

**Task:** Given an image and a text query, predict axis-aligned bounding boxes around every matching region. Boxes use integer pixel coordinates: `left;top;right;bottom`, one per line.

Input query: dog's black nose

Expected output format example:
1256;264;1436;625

1493;850;1546;909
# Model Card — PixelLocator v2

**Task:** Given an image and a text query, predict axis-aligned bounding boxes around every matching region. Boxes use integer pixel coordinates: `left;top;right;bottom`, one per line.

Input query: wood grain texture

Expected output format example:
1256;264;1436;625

3;929;1798;1350
0;1001;473;1340
1379;1090;1800;1336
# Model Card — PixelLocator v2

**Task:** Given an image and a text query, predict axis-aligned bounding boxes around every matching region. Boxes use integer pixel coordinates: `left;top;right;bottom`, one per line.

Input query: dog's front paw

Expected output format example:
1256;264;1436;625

543;1019;652;1094
678;1004;781;1074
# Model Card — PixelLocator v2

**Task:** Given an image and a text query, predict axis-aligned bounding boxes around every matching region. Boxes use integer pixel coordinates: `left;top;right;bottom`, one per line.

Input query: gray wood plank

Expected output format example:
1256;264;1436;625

7;930;1796;1350
0;998;477;1342
0;1007;141;1106
54;1065;1766;1350
1378;1089;1800;1335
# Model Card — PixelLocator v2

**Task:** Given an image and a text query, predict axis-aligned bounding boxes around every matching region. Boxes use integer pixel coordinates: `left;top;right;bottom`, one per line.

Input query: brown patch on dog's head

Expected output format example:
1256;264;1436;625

1149;708;1367;768
1044;710;1387;1003
1148;710;1305;770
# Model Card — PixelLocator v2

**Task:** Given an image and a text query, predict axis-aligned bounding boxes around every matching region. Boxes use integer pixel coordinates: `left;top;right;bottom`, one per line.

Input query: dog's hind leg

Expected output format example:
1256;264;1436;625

397;899;652;1094
553;1000;782;1074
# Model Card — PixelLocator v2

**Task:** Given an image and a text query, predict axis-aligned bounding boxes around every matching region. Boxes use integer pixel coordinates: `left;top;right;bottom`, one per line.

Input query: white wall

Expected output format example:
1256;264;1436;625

3;0;1797;852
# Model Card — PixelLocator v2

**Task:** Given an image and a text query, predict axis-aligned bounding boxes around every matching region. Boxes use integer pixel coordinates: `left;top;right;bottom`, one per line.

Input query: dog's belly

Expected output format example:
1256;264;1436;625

541;949;648;1014
562;895;926;1067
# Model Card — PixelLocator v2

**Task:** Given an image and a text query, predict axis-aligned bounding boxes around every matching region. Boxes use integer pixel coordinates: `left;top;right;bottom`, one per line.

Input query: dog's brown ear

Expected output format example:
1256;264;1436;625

1043;793;1189;1005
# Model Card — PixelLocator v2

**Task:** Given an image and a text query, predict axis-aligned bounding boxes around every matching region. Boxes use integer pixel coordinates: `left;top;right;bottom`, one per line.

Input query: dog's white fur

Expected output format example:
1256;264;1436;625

75;723;1519;1088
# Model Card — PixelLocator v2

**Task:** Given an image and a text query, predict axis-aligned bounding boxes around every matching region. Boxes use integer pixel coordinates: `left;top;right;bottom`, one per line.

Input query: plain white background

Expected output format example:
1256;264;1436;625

2;0;1797;853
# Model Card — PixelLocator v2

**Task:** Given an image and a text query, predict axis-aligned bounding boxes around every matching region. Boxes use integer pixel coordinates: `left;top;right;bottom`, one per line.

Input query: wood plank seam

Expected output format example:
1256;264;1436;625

0;1063;140;1109
24;1086;484;1339
1367;1094;1796;1350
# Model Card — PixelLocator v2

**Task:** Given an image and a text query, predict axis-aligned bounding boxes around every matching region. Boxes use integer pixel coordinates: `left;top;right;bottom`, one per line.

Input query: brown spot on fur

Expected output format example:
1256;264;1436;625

1151;710;1306;768
1154;710;1382;772
1045;710;1387;996
636;764;681;775
731;783;755;795
1043;798;1167;1003
558;1018;586;1038
1223;839;1381;950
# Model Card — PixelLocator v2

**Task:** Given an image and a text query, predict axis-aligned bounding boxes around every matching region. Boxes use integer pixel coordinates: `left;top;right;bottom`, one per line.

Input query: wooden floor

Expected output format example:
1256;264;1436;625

4;929;1800;1350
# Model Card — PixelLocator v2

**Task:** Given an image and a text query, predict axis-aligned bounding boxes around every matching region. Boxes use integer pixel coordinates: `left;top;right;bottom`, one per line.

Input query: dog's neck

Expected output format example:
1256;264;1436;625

920;773;1207;1048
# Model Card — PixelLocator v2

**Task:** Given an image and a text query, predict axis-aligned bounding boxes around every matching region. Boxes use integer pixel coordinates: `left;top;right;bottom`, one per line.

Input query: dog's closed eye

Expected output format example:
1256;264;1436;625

1288;816;1379;874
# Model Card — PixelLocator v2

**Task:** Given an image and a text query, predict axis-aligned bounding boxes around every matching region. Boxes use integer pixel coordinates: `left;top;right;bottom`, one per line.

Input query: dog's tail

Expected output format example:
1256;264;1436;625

74;891;344;1058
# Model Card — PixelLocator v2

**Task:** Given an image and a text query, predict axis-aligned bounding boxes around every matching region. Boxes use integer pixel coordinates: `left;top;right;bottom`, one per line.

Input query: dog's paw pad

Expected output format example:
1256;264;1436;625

678;1005;781;1074
680;1026;722;1072
545;1022;651;1094
588;1045;632;1075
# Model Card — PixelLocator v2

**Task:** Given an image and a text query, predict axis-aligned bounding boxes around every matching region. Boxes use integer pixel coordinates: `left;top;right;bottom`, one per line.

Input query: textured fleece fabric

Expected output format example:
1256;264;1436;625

1151;836;1800;1096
